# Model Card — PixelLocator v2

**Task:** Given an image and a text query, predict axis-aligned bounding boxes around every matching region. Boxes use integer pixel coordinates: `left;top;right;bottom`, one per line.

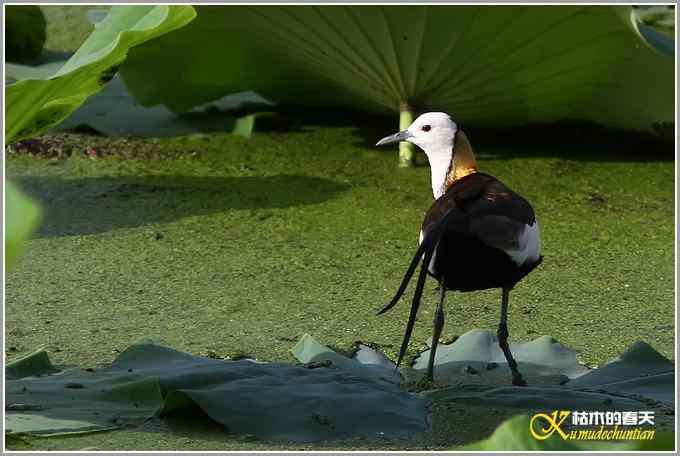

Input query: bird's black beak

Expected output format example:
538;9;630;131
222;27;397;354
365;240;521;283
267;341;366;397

375;130;413;146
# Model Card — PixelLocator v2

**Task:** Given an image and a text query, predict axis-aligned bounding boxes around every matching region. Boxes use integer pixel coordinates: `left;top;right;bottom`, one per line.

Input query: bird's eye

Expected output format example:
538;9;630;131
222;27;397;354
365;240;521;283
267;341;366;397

421;125;431;132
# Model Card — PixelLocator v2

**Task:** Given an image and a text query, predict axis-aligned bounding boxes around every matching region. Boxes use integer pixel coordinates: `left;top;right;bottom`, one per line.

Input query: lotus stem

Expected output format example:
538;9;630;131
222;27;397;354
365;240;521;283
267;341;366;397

398;106;416;167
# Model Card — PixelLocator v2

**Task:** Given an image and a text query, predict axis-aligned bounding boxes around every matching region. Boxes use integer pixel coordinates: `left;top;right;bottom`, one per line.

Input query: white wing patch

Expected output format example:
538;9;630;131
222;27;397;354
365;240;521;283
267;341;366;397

506;220;541;265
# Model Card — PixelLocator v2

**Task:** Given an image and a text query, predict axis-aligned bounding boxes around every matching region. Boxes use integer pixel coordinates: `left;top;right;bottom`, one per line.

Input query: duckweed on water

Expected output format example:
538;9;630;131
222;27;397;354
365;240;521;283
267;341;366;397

5;125;674;450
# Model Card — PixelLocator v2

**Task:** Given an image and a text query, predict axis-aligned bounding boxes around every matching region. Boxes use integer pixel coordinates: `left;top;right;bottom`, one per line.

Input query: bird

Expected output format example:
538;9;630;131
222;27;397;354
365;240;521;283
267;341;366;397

375;112;542;386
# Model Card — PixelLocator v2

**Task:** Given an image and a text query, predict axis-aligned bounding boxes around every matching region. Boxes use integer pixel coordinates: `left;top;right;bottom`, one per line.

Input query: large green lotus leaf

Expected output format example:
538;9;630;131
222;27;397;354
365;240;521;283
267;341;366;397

5;51;73;83
565;341;674;405
4;5;196;144
6;339;427;440
5;333;672;442
291;334;401;384
293;329;674;410
57;75;265;137
419;329;674;412
5;181;41;269
5;6;46;63
6;349;58;381
412;329;590;385
119;6;371;115
6;349;164;436
120;6;673;132
7;53;267;138
455;415;674;451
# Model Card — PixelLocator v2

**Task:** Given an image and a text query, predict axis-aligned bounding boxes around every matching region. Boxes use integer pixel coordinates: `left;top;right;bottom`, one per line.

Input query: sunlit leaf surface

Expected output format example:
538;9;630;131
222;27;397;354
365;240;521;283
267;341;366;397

121;5;673;132
5;5;196;143
5;181;41;269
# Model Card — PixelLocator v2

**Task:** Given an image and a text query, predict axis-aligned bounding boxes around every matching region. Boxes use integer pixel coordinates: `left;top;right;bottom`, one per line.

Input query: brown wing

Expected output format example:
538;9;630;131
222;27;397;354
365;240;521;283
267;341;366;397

468;214;524;252
422;173;536;246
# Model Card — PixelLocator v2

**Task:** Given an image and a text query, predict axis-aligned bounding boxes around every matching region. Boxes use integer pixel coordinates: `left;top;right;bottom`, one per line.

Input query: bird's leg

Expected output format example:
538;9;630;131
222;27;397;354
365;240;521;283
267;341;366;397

426;280;446;382
498;288;527;386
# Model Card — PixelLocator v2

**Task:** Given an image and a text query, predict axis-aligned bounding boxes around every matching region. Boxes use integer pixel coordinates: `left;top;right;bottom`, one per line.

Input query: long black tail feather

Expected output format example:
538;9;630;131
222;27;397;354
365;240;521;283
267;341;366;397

377;205;460;316
395;248;434;367
376;240;429;315
378;205;462;368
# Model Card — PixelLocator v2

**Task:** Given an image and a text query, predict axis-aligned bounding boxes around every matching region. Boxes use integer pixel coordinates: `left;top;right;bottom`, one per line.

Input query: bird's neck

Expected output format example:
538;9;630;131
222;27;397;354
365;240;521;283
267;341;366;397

449;131;478;185
429;130;478;199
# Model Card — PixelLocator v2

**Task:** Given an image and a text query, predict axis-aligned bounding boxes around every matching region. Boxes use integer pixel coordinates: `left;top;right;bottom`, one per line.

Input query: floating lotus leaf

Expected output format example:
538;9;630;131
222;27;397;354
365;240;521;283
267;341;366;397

6;339;427;441
5;331;673;443
419;329;674;411
292;333;401;384
294;329;672;415
6;349;57;381
120;5;673;134
412;329;590;384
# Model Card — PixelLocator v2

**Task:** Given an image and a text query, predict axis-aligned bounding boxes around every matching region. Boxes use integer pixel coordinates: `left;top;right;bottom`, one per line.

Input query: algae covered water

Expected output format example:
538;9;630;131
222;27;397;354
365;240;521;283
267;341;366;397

5;126;674;450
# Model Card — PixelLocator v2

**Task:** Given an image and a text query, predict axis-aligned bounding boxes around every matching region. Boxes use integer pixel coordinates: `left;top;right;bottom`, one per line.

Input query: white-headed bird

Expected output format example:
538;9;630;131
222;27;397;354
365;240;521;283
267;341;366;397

376;112;542;386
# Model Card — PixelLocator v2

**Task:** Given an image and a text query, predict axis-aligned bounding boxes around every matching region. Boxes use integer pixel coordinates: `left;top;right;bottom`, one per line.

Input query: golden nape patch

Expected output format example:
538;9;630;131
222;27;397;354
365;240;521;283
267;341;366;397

447;130;478;188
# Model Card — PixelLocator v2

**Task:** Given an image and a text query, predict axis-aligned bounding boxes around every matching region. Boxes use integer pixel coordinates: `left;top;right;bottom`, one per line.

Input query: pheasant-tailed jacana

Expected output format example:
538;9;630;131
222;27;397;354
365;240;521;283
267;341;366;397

376;112;542;386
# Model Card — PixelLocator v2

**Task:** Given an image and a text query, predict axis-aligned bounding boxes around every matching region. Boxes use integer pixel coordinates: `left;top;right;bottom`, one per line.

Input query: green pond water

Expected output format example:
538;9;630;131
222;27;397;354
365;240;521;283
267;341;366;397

5;126;675;450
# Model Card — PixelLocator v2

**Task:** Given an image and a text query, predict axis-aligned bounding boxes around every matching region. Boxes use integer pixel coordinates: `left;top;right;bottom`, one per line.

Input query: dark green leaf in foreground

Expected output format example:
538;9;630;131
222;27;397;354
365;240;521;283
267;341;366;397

6;339;427;441
5;181;41;269
6;349;164;436
5;6;46;63
422;329;674;411
6;349;58;381
292;333;401;384
4;5;196;144
7;331;673;444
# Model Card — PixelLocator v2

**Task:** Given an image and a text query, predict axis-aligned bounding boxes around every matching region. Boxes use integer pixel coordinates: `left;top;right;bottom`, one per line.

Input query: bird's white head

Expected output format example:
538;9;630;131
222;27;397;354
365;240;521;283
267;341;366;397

406;112;458;154
375;112;458;155
377;112;466;199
